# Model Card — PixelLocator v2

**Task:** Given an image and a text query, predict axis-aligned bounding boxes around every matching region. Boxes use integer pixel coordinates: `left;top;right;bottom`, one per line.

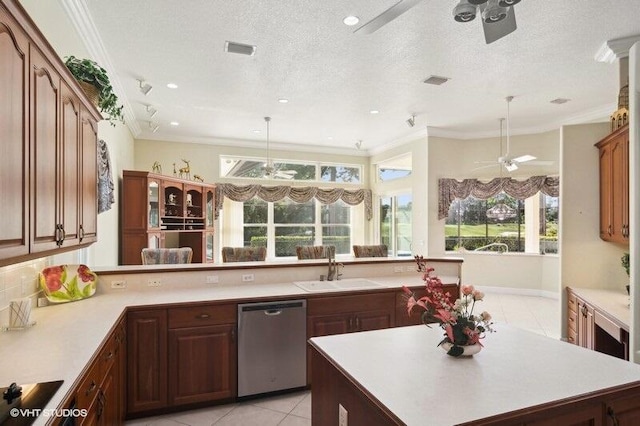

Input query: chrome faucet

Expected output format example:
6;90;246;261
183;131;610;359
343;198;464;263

326;247;343;281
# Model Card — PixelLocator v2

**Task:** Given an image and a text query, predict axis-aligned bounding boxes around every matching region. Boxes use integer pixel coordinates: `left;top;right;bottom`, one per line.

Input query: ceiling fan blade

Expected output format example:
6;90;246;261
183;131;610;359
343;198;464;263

355;0;423;34
471;163;501;172
519;160;554;166
474;160;499;165
512;154;536;163
482;5;517;44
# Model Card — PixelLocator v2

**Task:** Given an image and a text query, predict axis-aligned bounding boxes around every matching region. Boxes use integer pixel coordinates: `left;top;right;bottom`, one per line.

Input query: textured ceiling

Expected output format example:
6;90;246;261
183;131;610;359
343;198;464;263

77;0;640;153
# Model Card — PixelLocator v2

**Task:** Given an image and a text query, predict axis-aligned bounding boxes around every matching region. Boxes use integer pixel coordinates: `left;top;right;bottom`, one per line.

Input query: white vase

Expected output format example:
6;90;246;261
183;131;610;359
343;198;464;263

440;342;482;357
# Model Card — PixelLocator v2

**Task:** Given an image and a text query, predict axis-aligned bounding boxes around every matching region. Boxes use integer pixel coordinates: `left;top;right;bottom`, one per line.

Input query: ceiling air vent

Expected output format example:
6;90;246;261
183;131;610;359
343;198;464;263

225;41;256;56
550;98;570;104
423;75;450;85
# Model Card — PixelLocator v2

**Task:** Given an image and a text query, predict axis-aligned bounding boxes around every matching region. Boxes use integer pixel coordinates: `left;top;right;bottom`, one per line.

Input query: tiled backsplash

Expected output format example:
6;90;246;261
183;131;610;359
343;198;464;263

0;258;49;328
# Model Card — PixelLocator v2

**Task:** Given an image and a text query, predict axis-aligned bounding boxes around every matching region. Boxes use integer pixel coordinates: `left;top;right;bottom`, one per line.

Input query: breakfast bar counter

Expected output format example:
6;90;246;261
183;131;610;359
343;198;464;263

309;325;640;425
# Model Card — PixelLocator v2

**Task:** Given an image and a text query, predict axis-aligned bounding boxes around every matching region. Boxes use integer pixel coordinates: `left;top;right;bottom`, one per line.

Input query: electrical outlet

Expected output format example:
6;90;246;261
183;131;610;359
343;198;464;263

206;275;219;284
111;280;126;289
241;274;254;282
339;404;348;426
394;266;403;273
147;279;162;287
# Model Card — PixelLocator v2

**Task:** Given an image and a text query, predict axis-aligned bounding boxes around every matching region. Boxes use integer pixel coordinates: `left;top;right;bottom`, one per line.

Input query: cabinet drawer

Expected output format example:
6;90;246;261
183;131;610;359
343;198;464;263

168;303;236;328
308;292;394;316
76;360;100;410
98;333;118;379
594;311;623;343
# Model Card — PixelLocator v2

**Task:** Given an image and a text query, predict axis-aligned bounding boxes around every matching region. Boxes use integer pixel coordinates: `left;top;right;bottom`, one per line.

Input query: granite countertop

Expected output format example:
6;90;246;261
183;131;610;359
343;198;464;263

309;325;640;425
0;274;455;425
569;287;630;329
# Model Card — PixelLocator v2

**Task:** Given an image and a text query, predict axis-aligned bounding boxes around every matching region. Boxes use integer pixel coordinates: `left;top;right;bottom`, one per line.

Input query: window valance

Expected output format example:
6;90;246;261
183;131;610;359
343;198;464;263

215;183;373;220
438;176;559;220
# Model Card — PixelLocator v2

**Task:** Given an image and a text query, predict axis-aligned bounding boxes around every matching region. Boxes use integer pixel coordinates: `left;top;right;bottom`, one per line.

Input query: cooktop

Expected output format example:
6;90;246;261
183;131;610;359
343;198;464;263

0;381;63;426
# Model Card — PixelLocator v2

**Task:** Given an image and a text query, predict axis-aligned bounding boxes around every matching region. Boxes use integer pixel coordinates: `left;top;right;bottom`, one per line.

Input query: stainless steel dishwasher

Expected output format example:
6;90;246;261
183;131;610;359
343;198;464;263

237;299;307;397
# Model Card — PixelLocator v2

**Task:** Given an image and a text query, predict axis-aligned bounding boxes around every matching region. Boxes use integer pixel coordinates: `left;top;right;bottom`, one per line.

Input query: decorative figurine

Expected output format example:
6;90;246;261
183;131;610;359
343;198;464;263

178;159;191;179
168;193;177;205
152;161;162;174
193;174;204;182
173;163;177;176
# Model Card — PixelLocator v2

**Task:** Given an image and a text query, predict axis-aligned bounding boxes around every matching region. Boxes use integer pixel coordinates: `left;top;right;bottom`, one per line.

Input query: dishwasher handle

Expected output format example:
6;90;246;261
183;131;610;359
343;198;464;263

264;309;282;316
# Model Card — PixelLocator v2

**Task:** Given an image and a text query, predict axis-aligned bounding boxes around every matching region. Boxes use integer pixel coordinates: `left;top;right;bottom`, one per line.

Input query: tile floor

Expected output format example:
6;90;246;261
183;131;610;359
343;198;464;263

125;292;559;426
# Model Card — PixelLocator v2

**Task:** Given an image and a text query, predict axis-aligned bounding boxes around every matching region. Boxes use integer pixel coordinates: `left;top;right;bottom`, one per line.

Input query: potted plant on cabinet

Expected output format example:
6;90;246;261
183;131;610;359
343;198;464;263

64;55;124;126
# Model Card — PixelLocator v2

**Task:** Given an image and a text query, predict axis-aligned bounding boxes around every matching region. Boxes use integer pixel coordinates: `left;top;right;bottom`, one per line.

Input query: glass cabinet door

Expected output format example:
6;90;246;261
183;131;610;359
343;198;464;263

205;232;214;263
148;180;160;228
206;189;214;228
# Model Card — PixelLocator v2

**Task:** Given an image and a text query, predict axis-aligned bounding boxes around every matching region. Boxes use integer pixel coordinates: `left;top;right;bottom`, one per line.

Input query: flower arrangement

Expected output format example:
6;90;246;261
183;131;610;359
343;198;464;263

403;256;494;357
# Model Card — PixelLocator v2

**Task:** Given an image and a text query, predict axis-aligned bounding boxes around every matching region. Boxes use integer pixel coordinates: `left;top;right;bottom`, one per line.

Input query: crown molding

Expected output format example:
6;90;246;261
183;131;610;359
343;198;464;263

595;34;640;63
59;0;141;136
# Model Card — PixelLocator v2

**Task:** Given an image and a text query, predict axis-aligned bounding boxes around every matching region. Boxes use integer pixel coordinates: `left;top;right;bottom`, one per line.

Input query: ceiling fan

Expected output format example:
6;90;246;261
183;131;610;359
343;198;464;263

262;117;297;180
474;96;553;172
355;0;522;44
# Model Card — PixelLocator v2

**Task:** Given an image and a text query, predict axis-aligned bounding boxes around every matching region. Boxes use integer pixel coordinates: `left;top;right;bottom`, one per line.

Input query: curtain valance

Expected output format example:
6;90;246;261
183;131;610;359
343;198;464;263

215;183;373;220
438;176;559;220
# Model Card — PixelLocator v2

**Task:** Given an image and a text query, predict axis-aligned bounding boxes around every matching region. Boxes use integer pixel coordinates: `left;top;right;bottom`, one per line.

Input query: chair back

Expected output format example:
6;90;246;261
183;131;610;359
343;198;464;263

353;244;388;258
141;247;193;265
296;245;335;260
222;246;267;262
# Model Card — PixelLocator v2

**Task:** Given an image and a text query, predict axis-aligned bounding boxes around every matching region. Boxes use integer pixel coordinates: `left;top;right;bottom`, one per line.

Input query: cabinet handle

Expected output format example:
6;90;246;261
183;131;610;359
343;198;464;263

105;350;114;360
54;224;62;246
79;225;84;241
607;407;620;426
85;380;96;396
349;317;353;330
355;316;360;330
59;225;66;244
230;328;236;343
195;313;211;320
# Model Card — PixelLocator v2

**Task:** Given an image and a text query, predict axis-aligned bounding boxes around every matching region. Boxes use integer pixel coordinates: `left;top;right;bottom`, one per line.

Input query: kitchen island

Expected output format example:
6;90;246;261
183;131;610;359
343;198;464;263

309;325;640;425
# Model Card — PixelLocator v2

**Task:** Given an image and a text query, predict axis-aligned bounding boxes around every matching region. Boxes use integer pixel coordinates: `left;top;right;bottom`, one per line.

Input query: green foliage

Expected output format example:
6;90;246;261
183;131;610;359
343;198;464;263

64;56;124;126
622;253;630;276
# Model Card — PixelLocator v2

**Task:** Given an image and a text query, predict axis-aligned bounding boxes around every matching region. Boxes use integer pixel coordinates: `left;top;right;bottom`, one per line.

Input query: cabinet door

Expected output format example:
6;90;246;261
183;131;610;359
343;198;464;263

606;391;640;425
355;309;392;332
30;46;61;253
80;110;98;243
98;365;118;426
127;309;168;414
308;313;351;337
168;324;236;405
599;143;613;240
610;136;627;243
0;9;29;260
577;300;595;351
60;82;81;247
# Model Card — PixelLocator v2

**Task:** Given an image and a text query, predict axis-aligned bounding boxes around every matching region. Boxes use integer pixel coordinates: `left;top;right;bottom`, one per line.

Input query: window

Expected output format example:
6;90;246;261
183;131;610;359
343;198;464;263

445;192;558;254
220;156;361;183
377;153;412;182
380;194;412;256
240;199;352;257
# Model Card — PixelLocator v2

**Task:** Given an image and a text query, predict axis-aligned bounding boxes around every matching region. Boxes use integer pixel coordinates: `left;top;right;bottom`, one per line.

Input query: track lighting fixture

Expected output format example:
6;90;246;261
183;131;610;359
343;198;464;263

482;0;508;23
406;115;416;127
355;140;363;150
146;105;158;118
453;0;477;22
138;79;153;96
148;121;159;133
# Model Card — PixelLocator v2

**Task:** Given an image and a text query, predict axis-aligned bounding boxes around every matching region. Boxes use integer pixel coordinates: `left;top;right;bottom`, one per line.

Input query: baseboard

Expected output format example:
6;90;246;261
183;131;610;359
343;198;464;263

475;285;559;300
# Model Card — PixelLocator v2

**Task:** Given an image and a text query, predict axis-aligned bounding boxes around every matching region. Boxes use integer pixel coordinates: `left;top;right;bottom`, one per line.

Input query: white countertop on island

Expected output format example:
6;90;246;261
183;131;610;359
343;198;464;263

309;325;640;426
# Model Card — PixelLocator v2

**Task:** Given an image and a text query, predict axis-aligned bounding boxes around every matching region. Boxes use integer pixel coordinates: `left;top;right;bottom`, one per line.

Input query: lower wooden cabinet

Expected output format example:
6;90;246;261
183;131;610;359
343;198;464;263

167;303;237;406
54;315;126;426
127;303;237;417
126;309;168;414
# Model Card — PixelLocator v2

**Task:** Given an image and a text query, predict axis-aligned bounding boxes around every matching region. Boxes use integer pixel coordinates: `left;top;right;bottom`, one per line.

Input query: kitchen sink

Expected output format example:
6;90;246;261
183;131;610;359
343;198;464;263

293;278;386;292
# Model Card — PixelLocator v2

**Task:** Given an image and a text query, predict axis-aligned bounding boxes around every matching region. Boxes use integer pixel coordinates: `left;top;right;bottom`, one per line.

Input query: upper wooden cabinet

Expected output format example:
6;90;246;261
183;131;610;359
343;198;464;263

596;125;629;244
0;0;101;266
121;170;215;265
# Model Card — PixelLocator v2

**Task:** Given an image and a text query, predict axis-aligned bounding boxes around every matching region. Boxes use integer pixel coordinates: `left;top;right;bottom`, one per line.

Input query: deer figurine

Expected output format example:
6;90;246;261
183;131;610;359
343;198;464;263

178;159;191;179
193;174;204;182
151;161;162;174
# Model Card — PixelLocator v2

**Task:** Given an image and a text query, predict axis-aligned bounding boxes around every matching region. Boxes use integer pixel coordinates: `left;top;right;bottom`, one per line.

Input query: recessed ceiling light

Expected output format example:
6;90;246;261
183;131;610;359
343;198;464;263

170;121;179;126
253;130;261;134
278;98;289;103
343;15;360;26
327;136;333;140
166;83;178;89
369;110;379;114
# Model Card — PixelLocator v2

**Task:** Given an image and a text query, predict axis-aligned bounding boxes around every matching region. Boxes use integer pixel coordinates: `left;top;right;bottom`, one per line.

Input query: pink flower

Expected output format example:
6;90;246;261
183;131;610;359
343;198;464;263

434;309;456;324
472;290;485;301
461;284;475;295
77;265;95;283
481;311;492;322
42;266;64;292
